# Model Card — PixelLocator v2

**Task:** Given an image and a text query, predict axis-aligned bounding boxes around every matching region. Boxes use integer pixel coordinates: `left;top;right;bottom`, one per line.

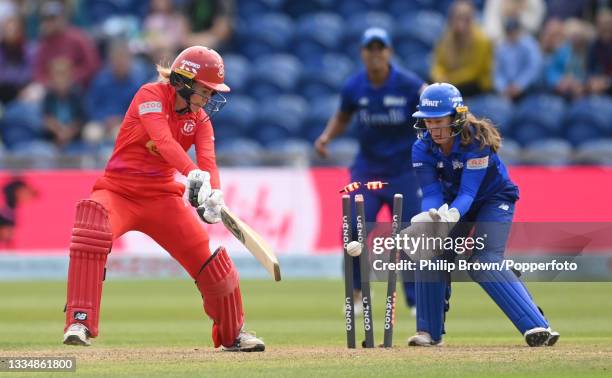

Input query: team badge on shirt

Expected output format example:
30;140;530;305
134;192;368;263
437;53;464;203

182;119;196;135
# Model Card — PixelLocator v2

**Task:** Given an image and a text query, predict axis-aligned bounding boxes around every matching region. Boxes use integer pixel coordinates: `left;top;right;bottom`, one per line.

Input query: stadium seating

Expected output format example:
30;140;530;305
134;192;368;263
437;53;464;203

213;95;257;141
294;12;345;62
575;139;612;165
522;138;574;165
252;94;308;145
466;94;514;137
247;54;303;99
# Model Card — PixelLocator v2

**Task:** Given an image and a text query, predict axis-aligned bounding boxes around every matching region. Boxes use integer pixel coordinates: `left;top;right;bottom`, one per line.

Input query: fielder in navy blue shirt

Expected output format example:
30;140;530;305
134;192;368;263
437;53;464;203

315;27;425;315
405;83;560;347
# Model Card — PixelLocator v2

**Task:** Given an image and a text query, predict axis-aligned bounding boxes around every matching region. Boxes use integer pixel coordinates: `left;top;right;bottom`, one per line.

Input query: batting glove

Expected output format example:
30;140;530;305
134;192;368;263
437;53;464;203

198;189;225;224
187;169;212;207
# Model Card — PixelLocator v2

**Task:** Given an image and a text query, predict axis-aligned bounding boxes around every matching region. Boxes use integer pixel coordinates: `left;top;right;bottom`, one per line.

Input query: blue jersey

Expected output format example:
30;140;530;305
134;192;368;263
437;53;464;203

411;130;519;217
340;64;423;178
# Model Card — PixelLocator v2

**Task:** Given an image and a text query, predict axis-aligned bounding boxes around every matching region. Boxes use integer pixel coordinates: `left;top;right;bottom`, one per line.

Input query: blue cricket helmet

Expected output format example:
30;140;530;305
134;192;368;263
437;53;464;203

412;83;469;138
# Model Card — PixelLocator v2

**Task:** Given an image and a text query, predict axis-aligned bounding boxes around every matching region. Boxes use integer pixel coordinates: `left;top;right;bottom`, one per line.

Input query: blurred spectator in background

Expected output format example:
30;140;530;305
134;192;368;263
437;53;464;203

431;0;493;97
184;0;234;49
587;8;612;95
0;0;17;27
0;177;37;248
0;16;35;104
483;0;546;42
34;1;100;88
84;39;147;144
545;18;595;99
143;0;189;61
42;58;85;149
494;17;542;101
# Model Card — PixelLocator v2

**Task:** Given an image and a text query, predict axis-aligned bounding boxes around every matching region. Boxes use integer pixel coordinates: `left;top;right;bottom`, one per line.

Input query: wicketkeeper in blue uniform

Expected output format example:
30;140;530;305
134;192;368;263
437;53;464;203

315;27;425;314
405;82;560;347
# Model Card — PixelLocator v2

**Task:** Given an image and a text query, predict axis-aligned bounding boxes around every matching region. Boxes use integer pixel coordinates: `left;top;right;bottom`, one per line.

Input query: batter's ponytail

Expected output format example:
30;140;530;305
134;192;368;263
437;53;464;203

155;64;171;83
460;113;502;153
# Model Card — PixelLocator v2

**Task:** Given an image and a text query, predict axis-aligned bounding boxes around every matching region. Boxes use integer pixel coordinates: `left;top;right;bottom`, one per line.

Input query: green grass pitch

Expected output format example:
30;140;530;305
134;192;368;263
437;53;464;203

1;279;611;377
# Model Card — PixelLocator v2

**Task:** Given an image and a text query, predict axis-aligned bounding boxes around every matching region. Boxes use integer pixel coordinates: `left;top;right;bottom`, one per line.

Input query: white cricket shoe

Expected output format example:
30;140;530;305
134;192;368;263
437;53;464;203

545;328;560;346
524;327;551;347
222;328;265;352
408;332;444;347
63;323;91;346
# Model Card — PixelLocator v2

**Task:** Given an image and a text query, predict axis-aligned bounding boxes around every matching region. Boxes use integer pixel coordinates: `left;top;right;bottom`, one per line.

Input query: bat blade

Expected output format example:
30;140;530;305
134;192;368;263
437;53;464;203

220;207;281;281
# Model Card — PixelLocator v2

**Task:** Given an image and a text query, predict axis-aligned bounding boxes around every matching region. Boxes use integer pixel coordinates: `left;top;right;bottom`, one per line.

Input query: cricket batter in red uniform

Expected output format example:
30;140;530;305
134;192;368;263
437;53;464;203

62;46;265;352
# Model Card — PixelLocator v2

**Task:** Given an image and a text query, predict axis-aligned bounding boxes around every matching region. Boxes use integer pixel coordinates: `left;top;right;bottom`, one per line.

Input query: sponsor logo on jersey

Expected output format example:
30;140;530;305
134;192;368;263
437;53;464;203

73;312;88;321
452;160;464;170
437;161;444;168
181;119;196;135
466;156;489;170
383;95;407;107
138;101;162;115
421;99;441;107
413;162;423;167
498;203;510;211
359;97;369;106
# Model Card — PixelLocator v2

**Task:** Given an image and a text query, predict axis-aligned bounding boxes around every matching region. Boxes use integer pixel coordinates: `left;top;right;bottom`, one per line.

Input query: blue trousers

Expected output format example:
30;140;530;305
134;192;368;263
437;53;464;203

350;171;421;307
415;198;549;341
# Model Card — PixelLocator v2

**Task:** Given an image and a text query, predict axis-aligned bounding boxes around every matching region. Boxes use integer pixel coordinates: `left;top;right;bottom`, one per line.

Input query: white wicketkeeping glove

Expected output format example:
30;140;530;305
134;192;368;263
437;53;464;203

429;203;460;239
198;189;225;224
187;169;212;207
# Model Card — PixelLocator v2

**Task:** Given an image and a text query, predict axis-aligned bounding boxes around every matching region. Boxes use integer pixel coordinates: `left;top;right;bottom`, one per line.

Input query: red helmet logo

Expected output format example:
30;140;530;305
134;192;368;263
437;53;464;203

171;46;230;92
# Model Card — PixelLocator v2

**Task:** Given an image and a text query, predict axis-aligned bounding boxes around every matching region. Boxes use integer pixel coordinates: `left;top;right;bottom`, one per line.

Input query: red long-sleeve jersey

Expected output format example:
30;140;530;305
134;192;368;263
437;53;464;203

106;82;220;188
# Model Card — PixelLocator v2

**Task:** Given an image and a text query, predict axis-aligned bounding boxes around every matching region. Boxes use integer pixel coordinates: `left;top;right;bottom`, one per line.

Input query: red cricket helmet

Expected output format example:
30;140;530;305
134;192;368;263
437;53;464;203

170;46;230;92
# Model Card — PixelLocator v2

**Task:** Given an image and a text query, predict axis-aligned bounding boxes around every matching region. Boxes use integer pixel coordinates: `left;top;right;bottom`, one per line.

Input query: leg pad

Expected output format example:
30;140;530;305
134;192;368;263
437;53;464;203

195;247;244;348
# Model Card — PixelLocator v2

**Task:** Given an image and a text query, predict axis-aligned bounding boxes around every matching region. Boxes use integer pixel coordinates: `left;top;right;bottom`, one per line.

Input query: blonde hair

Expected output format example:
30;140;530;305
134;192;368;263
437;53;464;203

460;113;502;152
155;64;171;83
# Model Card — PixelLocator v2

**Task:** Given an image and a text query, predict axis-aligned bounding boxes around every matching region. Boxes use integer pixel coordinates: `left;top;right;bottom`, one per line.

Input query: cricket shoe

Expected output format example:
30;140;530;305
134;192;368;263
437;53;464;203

222;328;265;352
407;332;444;347
63;323;91;346
524;327;551;347
545;328;560;346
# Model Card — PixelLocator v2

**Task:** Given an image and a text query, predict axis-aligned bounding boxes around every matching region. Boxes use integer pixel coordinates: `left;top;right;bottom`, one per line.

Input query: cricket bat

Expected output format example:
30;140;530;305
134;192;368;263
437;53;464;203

219;206;281;281
195;205;281;281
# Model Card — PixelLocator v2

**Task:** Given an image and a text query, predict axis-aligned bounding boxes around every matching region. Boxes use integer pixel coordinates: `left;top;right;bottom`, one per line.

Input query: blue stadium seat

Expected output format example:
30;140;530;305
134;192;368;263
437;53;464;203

466;94;514;137
238;13;294;59
0;100;43;149
216;138;265;166
338;0;386;19
284;0;337;18
213;95;257;141
395;52;431;82
252;95;308;145
497;138;522;164
11;140;59;168
565;96;612;135
237;0;287;19
266;138;312;166
513;94;566;136
514;123;551;146
523;138;573;165
303;95;341;142
299;53;354;100
327;137;360;165
248;54;303;98
566;122;606;146
295;12;345;60
575;139;612;164
222;54;250;94
394;10;445;50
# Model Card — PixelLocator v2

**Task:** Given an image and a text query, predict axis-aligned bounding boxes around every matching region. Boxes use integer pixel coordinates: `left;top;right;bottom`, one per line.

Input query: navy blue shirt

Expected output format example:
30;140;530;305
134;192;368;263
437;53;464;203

340;64;423;178
412;131;519;217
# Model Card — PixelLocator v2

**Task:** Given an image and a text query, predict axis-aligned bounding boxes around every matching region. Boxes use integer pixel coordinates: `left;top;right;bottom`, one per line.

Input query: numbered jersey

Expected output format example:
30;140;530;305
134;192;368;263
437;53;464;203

340;65;423;177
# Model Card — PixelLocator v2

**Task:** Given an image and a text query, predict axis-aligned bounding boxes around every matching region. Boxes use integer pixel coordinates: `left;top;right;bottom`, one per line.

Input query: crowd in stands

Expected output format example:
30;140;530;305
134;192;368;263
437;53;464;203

0;0;610;167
